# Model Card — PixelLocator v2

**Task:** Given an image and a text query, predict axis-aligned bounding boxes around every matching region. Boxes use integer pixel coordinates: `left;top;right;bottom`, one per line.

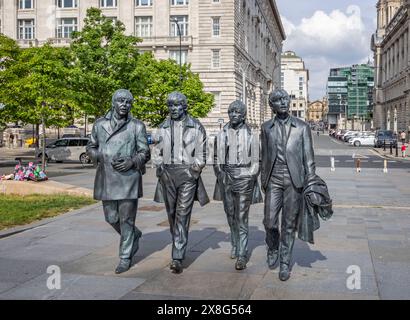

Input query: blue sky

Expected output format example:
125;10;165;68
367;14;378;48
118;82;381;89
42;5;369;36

276;0;377;100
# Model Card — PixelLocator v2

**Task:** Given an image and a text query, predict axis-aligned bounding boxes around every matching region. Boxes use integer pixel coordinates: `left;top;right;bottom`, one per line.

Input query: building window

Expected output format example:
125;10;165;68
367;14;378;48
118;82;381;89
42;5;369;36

211;49;220;68
169;50;188;65
18;19;35;40
100;0;117;8
170;15;188;36
56;18;77;38
56;0;78;8
211;91;221;112
135;0;152;6
135;16;153;38
212;17;220;37
171;0;189;5
213;0;220;3
19;0;34;9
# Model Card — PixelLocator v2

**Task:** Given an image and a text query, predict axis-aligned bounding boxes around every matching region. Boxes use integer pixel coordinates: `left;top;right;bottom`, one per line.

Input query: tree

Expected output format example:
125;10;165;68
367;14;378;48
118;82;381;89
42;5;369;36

0;38;79;150
70;7;142;118
132;53;214;127
0;34;21;130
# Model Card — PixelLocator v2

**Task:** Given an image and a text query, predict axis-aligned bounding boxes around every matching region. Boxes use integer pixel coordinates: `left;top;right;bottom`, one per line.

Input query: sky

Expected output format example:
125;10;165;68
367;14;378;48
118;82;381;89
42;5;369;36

275;0;377;101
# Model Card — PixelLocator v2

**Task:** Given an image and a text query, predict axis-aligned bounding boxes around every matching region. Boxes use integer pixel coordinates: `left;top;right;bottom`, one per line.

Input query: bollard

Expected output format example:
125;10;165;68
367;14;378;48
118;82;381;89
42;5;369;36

383;159;388;173
330;156;335;172
390;141;393;155
383;139;386;151
356;158;361;173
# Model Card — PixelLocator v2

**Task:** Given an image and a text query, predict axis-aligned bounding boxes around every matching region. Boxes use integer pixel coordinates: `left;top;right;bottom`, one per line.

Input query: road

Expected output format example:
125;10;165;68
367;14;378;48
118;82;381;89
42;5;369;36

1;132;409;179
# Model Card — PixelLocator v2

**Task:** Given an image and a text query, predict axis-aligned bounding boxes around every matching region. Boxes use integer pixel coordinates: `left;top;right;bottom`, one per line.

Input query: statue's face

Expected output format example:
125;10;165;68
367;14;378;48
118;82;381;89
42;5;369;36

113;95;132;118
271;93;290;116
168;100;187;121
228;105;246;126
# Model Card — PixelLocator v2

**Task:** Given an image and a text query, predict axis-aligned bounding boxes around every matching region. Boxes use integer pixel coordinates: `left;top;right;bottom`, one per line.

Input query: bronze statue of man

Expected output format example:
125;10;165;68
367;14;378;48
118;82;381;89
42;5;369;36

261;89;316;281
153;91;209;274
87;89;150;274
213;100;262;270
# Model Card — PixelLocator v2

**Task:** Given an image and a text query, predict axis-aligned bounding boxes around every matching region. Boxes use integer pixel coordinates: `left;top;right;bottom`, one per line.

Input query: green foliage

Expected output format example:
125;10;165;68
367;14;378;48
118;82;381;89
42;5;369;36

0;194;96;230
70;7;142;118
0;43;78;127
132;53;214;127
0;35;20;129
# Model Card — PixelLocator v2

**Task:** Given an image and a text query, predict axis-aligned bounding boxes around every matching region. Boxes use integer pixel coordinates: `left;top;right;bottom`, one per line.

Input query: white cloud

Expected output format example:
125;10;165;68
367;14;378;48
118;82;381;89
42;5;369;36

282;5;373;100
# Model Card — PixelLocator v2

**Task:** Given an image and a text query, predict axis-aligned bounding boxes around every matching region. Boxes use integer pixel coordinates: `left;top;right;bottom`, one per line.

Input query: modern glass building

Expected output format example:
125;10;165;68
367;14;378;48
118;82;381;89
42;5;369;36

326;63;374;129
347;64;374;119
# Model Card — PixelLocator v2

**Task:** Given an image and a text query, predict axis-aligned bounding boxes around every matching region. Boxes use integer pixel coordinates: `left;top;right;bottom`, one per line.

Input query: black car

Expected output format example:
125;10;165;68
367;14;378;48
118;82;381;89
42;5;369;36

374;130;397;148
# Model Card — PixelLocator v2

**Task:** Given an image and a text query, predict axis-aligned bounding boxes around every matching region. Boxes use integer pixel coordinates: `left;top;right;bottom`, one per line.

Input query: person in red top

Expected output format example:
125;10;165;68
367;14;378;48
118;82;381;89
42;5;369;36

401;144;406;158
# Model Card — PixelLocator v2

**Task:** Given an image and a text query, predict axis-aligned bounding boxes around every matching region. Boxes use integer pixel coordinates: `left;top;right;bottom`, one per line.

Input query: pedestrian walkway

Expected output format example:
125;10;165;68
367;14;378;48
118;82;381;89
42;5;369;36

372;145;410;161
1;167;410;299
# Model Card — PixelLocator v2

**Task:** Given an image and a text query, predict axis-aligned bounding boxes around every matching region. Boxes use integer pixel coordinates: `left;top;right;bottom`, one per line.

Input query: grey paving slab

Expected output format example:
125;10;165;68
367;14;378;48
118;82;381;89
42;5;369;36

129;270;263;300
252;267;379;299
0;258;51;287
0;243;96;262
372;261;410;299
0;273;145;300
120;292;202;300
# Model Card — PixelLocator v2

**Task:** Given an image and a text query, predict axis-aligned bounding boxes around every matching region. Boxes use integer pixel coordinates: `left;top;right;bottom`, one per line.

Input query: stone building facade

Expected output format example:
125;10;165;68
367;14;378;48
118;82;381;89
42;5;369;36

0;0;285;134
280;51;309;121
372;0;410;134
307;99;328;123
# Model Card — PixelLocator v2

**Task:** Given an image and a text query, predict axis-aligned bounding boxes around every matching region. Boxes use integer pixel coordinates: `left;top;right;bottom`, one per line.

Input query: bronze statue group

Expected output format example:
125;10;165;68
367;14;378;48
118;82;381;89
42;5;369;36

87;88;332;281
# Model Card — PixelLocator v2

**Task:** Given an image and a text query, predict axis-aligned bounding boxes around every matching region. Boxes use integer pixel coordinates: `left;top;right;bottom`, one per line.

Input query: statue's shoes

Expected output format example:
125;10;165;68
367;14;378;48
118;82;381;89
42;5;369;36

131;229;143;260
230;246;238;259
267;249;279;269
170;259;183;274
279;263;291;281
235;257;247;270
115;259;131;274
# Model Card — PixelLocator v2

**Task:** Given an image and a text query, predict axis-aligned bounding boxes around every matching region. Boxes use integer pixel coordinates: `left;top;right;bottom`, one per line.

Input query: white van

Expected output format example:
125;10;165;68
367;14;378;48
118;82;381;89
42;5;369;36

37;137;90;164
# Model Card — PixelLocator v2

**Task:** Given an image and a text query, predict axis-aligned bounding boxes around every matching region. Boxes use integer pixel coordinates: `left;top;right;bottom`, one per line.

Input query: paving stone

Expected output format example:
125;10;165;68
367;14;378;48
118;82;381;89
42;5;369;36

134;270;263;299
0;273;145;300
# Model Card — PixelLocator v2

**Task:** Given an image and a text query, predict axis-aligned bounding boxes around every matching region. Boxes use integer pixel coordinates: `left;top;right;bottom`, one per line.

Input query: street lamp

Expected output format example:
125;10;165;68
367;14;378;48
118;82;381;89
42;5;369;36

170;18;183;86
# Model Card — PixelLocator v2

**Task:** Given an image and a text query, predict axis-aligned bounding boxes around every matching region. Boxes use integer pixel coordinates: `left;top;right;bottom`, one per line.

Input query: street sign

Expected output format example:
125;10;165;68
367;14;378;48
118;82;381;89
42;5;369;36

218;118;224;124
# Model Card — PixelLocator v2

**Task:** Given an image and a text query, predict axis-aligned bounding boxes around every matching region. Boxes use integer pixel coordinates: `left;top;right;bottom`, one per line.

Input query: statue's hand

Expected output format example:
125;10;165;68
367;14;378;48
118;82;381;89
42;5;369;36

112;157;134;172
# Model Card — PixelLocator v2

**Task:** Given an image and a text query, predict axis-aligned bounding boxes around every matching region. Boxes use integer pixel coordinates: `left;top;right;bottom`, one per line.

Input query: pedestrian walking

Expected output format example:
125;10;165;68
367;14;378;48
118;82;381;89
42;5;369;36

401;144;406;158
400;131;406;144
9;133;14;148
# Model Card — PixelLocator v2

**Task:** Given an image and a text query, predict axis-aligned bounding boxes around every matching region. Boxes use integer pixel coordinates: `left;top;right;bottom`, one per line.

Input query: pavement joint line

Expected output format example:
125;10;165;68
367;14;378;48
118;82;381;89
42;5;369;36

334;204;410;210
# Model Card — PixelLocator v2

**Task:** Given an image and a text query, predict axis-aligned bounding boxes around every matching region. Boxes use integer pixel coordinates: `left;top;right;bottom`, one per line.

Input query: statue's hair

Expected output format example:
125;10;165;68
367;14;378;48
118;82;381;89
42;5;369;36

167;91;187;107
228;100;247;117
112;89;134;106
268;89;289;107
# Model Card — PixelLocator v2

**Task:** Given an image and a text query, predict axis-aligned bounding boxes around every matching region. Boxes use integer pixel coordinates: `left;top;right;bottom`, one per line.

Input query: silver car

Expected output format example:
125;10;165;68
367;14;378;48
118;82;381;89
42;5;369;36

37;137;90;164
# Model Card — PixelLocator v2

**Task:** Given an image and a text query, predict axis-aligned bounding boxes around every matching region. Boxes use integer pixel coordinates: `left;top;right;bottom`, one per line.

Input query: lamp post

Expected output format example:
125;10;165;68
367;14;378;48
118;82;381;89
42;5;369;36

170;18;183;86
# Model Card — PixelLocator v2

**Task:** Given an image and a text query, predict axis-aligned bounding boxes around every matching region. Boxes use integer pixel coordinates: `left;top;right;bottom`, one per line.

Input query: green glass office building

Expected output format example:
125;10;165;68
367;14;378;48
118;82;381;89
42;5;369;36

326;63;374;128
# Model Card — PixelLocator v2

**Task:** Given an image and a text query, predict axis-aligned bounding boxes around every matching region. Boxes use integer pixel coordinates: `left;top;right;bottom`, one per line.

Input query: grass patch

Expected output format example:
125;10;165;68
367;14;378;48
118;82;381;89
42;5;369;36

0;194;97;231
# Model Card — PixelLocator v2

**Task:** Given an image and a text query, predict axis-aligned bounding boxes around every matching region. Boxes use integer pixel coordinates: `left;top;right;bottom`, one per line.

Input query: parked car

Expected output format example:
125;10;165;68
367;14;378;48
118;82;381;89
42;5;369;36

349;135;376;147
36;137;91;164
342;131;359;142
374;130;397;148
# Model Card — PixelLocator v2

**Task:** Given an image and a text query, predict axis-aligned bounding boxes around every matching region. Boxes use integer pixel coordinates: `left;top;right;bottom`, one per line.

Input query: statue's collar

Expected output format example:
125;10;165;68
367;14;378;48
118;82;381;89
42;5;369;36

163;115;195;128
